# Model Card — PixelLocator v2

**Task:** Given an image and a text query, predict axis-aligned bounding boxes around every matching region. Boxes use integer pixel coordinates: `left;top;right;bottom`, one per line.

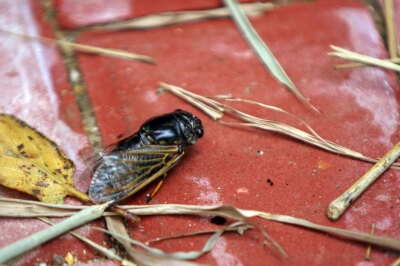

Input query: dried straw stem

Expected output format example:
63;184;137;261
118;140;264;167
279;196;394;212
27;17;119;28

327;141;400;221
2;198;400;253
0;29;155;63
365;223;375;260
159;82;400;170
328;45;400;72
335;57;400;70
383;0;399;58
89;2;275;31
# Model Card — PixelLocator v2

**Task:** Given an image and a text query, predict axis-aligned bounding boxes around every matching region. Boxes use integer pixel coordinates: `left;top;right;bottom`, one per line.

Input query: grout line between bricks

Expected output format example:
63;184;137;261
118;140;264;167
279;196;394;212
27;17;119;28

39;1;134;261
40;0;104;151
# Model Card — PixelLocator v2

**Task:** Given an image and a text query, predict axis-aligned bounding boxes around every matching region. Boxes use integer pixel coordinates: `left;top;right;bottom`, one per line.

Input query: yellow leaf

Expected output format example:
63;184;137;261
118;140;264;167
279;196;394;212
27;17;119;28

0;156;68;203
0;114;89;203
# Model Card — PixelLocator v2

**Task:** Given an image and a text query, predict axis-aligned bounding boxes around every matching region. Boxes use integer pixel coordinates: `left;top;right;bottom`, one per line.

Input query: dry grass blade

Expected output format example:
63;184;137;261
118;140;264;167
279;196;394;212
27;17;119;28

146;225;254;244
222;0;319;112
0;29;155;63
220;120;363;159
124;205;400;251
222;98;338;151
0;197;91;217
0;203;109;264
95;221;287;259
160;82;400;170
159;82;224;120
328;45;400;72
383;0;399;58
335;57;400;70
89;2;275;31
393;257;400;266
38;217;136;266
2;198;400;253
104;216;199;266
252;211;400;252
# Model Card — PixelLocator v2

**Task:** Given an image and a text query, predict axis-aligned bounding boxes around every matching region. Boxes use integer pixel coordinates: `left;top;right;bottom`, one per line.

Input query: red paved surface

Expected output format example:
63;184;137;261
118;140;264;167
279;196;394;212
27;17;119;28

0;0;399;265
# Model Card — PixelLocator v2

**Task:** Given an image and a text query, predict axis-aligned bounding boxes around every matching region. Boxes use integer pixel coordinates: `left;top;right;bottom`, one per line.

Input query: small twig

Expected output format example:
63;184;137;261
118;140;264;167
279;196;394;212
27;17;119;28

329;45;400;72
327;141;400;221
383;0;399;58
0;29;155;63
365;223;375;260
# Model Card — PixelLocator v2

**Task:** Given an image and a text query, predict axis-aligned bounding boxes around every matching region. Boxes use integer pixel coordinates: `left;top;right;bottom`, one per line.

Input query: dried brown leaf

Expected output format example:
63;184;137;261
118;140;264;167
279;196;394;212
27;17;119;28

0;114;88;203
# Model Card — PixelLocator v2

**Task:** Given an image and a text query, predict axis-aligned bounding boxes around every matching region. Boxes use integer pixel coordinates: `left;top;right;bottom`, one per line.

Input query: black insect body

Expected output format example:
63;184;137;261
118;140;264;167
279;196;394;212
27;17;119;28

88;110;203;204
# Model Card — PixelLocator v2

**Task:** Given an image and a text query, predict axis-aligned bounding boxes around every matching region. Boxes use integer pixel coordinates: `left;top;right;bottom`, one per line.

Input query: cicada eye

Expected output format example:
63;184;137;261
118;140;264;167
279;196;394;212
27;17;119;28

190;115;203;139
195;127;204;138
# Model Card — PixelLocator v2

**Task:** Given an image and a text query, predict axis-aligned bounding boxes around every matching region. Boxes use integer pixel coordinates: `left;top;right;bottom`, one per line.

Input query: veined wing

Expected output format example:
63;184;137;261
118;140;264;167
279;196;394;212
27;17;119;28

88;145;184;203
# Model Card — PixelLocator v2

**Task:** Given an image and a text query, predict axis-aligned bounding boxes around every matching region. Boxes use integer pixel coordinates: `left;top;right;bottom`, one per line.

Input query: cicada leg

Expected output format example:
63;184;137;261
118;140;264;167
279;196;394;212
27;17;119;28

108;205;141;223
146;173;167;203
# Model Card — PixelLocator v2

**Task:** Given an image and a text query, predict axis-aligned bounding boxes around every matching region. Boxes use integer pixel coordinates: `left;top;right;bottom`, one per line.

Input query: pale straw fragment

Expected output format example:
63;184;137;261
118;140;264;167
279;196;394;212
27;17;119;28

328;45;400;72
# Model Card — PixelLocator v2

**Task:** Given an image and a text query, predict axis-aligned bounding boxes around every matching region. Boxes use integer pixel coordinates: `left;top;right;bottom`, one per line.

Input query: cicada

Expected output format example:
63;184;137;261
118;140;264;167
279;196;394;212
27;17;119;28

88;109;203;205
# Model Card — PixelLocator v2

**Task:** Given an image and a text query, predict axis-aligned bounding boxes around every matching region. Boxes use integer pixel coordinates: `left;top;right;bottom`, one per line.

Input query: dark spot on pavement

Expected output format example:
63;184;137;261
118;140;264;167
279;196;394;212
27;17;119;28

210;216;226;225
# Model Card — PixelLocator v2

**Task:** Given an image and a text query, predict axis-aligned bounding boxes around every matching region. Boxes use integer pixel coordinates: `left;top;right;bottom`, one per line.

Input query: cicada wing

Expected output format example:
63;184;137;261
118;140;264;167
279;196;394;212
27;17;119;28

79;134;138;185
78;142;120;184
88;145;184;204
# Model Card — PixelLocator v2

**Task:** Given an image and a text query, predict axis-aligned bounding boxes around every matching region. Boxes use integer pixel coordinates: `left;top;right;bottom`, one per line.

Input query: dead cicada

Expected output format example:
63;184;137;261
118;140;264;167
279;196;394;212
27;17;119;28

88;110;203;204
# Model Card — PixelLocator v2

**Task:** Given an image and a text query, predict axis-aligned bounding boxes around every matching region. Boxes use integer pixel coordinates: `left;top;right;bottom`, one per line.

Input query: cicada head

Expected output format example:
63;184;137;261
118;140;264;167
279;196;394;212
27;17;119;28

140;109;203;146
173;109;203;145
